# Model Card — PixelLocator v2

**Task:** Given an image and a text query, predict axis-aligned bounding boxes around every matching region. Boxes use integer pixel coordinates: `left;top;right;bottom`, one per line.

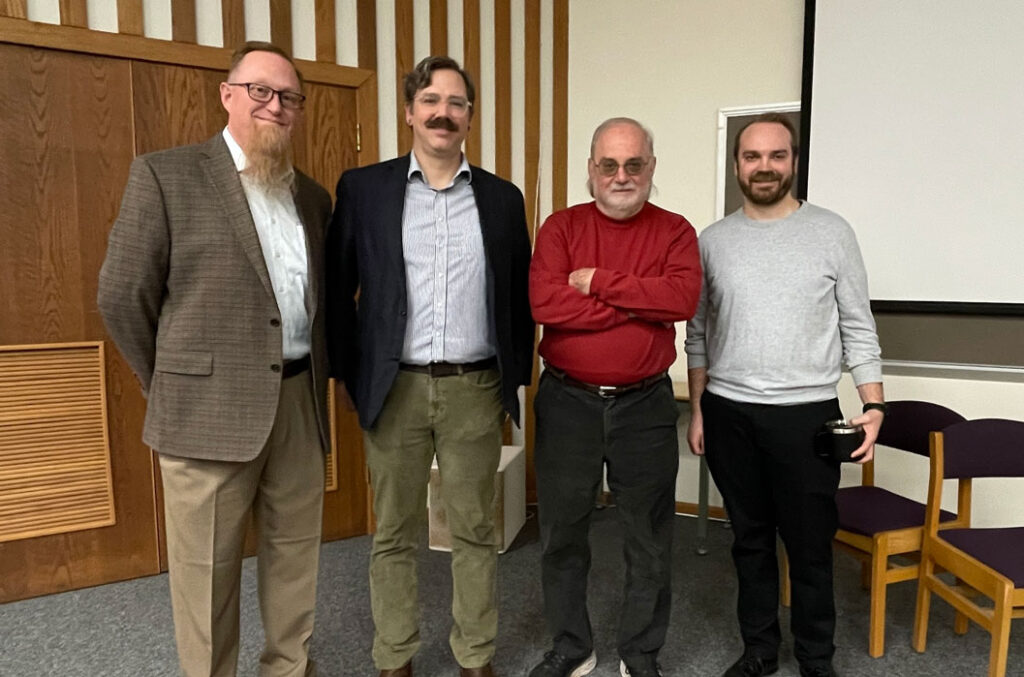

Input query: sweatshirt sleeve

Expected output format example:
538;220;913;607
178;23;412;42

834;224;883;385
683;244;710;369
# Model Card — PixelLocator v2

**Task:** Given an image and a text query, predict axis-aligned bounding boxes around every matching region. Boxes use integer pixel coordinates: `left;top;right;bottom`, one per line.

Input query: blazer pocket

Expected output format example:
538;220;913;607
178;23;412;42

154;350;213;376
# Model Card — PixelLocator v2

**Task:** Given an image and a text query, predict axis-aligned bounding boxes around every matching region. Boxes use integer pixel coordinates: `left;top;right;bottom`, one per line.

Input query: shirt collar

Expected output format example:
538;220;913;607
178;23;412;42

407;152;472;188
222;127;247;172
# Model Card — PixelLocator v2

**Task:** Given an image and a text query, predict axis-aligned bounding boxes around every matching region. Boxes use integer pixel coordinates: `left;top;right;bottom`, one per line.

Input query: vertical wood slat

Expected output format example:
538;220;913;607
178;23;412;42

552;0;568;212
492;0;511;180
314;0;336;62
522;0;542;503
462;0;481;165
222;0;245;49
117;0;143;36
58;0;87;27
270;0;293;55
356;0;377;70
0;0;26;19
524;0;540;238
170;0;196;44
430;0;448;55
395;0;415;155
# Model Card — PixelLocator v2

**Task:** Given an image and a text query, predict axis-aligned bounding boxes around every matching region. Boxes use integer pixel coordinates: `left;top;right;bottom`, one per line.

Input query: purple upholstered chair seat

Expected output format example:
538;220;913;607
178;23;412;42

837;485;957;536
940;527;1024;587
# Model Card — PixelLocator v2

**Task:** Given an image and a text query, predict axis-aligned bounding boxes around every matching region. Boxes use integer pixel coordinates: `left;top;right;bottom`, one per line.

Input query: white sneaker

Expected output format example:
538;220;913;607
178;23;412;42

572;651;597;677
620;659;663;677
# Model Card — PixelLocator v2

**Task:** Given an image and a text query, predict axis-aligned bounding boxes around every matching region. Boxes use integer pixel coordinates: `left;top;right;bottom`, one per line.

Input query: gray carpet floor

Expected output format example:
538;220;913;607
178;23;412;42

2;509;1021;676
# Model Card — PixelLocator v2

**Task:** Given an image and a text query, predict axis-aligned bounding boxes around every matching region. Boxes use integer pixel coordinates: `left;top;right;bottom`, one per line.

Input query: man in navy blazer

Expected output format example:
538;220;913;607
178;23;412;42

326;56;534;677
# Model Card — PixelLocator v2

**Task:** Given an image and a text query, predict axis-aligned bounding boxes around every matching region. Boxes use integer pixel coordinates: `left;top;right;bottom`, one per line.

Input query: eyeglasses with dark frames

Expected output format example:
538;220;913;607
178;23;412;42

592;157;651;177
227;82;306;110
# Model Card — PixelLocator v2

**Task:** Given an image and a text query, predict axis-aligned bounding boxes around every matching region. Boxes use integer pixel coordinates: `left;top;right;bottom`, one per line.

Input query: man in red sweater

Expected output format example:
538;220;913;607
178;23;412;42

527;118;702;677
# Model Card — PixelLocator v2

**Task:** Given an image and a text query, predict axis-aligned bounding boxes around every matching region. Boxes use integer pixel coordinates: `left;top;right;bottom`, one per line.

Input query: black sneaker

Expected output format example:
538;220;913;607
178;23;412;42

528;650;597;677
722;654;779;677
619;658;663;677
799;664;837;677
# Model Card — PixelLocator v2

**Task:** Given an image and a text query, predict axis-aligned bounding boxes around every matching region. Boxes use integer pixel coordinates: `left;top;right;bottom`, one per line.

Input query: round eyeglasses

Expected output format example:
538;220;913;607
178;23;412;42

227;82;306;110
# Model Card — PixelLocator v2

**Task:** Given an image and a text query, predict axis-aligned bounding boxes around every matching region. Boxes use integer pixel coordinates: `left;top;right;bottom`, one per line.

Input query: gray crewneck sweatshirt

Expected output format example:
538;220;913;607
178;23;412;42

685;202;882;404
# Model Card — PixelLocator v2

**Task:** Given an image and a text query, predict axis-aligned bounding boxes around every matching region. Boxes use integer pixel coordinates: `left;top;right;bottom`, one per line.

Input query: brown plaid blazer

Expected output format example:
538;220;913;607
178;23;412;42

98;133;332;462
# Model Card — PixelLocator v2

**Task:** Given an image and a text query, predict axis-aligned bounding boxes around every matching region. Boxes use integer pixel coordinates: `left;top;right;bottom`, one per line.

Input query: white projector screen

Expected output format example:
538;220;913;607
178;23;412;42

806;0;1024;305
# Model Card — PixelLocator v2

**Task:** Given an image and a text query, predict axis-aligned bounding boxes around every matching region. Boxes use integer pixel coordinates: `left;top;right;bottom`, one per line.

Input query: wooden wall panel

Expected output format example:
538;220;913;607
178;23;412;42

523;0;541;500
552;0;568;213
492;0;511;180
117;0;144;36
222;0;245;50
292;81;359;191
314;0;336;62
270;0;293;56
0;44;158;603
430;0;448;55
0;0;26;19
58;0;88;27
356;0;377;70
394;0;414;155
131;62;226;155
462;0;481;165
170;0;197;44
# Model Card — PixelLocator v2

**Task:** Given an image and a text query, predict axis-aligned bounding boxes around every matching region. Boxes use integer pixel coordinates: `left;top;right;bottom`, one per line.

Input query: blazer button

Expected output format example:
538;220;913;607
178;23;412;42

271;364;282;373
270;318;281;327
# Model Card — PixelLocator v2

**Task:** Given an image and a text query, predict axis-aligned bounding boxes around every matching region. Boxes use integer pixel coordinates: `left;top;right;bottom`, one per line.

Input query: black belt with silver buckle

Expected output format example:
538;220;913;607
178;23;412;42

546;365;667;398
399;356;498;378
282;355;311;378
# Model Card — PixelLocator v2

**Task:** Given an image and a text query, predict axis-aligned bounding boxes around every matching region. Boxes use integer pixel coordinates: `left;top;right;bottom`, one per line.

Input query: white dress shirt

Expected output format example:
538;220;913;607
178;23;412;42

223;128;311;360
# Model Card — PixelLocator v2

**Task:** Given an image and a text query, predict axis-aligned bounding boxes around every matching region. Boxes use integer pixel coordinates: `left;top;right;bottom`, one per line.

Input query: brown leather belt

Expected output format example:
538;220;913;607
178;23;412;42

546;365;667;398
282;355;311;378
399;356;497;378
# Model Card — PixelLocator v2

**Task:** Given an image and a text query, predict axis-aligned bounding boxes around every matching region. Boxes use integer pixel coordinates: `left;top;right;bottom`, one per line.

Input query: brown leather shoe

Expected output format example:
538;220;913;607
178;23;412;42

460;664;495;677
379;662;412;677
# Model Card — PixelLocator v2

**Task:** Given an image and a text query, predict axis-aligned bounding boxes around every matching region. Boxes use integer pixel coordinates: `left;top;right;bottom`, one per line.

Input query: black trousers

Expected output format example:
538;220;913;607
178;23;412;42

534;371;679;665
701;390;842;667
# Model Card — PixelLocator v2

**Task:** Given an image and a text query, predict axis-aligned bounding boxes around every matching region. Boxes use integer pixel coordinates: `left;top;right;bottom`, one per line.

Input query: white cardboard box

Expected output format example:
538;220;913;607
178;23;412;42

428;444;526;554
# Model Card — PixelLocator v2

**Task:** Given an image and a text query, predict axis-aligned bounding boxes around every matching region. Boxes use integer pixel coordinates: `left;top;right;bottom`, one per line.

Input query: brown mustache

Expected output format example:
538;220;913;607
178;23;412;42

425;116;459;132
750;171;782;182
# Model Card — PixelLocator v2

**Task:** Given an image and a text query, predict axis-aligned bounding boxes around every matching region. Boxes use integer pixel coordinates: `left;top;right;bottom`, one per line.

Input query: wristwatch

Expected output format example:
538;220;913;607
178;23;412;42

862;402;889;416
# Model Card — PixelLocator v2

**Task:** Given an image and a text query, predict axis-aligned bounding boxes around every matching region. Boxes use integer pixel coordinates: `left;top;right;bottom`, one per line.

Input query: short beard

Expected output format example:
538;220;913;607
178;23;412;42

738;169;794;206
242;123;294;194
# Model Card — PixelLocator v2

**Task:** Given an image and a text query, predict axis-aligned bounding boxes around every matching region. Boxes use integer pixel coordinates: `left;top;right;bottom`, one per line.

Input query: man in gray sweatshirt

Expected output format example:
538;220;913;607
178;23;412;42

684;114;885;677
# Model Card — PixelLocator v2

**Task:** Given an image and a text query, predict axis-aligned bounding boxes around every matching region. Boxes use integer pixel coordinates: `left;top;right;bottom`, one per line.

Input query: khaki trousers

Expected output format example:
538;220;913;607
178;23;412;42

364;368;504;669
159;370;325;677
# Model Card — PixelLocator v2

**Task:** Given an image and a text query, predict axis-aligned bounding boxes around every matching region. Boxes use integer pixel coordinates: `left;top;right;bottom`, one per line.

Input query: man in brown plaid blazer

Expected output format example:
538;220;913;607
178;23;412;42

97;42;331;677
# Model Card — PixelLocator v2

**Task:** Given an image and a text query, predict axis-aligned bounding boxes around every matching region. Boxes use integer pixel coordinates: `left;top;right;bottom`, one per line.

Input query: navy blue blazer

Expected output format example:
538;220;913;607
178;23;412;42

325;154;535;430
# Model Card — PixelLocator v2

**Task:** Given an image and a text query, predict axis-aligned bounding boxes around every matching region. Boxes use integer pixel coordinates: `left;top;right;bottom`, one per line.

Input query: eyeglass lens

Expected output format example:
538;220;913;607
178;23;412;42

416;94;471;117
596;158;648;176
233;83;305;110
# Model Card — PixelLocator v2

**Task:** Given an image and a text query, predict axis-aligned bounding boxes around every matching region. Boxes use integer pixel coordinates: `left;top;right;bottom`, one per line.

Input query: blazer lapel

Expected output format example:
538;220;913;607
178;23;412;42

200;135;275;298
382;156;411;264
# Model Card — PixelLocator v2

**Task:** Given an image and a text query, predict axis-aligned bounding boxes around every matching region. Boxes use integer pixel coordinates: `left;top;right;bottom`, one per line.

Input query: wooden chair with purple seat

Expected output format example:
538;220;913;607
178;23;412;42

913;417;1024;677
780;400;969;657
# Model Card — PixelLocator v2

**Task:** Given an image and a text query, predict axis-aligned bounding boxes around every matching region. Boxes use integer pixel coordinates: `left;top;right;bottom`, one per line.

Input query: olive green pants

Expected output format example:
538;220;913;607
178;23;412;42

365;367;504;669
